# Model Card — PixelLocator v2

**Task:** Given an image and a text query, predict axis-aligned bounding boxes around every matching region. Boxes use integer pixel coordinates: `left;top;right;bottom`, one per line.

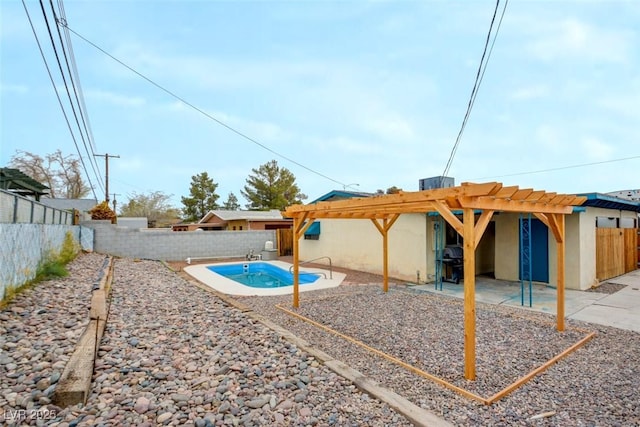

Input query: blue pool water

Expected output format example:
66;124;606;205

207;262;320;288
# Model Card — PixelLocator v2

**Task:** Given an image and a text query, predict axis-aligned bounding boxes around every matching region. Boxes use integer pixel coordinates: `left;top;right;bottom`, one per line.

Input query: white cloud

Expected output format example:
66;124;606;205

362;115;415;142
510;84;549;101
0;83;28;94
310;135;384;156
116;157;143;171
582;137;614;160
161;101;291;147
534;125;562;151
204;109;290;144
526;18;634;63
85;89;146;107
597;79;640;120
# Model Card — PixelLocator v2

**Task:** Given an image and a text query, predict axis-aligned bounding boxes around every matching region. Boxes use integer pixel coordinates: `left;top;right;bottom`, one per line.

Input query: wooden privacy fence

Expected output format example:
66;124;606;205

596;228;638;281
277;228;293;256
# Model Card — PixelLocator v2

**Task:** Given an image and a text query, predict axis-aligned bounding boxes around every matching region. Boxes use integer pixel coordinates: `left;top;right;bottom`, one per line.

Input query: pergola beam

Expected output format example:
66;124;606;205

533;212;550;228
474;210;494;250
459;197;575;214
286;182;505;214
433;200;464;236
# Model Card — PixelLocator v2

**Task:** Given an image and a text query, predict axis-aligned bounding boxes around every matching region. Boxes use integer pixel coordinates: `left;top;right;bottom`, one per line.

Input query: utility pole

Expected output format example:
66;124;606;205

94;153;120;203
112;193;121;214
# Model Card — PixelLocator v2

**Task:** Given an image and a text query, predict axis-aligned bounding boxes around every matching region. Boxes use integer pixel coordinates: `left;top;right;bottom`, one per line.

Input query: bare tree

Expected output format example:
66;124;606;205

119;191;181;222
10;149;91;198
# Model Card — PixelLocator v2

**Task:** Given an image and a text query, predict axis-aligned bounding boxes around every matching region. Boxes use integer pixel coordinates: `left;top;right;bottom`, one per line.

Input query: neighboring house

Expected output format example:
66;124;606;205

299;188;640;291
40;197;98;222
607;189;640;202
0;167;50;201
172;209;292;231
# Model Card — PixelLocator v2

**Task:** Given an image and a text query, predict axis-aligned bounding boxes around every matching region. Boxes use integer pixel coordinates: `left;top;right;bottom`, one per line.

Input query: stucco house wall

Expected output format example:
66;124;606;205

472;207;638;291
300;214;429;283
495;211;596;290
300;213;498;284
303;205;637;291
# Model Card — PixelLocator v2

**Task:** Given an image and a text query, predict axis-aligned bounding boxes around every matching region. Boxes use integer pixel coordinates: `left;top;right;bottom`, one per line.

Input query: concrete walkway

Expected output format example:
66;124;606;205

411;270;640;333
569;269;640;332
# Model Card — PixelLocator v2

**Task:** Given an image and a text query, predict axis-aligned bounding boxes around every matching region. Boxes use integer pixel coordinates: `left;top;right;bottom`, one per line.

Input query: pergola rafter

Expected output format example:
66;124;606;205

284;182;586;380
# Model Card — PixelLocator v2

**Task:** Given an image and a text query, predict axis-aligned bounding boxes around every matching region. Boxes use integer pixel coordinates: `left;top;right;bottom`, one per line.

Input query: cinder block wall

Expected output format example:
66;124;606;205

0;224;94;302
85;221;276;261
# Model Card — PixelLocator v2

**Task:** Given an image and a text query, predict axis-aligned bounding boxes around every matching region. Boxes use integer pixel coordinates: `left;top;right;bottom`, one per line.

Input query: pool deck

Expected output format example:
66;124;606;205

184;260;346;296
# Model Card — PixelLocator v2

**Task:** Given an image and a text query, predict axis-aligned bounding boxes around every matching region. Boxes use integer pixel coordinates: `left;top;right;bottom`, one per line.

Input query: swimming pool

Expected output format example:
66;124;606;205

184;260;345;296
207;262;320;288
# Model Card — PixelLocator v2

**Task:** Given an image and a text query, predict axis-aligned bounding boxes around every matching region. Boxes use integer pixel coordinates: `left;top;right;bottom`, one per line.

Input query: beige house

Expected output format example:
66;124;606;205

299;190;639;291
172;209;292;232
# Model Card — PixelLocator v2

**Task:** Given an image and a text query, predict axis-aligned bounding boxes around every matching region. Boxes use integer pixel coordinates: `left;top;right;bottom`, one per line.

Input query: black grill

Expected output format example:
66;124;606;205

442;245;463;284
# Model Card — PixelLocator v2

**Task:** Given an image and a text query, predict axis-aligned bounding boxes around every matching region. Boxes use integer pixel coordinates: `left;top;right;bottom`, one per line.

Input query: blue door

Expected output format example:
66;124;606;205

520;217;549;283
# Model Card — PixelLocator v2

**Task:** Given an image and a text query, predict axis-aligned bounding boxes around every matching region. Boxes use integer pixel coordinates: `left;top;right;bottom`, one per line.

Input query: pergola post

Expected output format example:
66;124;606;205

463;208;477;380
554;214;566;331
371;215;400;293
293;216;300;308
291;213;316;308
535;212;568;331
382;223;389;292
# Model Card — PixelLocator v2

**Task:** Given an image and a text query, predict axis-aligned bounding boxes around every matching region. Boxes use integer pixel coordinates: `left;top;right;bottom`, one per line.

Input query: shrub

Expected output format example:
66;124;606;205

89;201;116;223
58;231;80;264
36;260;69;281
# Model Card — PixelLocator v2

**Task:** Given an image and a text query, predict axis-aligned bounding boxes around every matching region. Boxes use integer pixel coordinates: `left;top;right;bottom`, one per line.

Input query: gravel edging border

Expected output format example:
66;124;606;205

167;263;453;427
275;293;597;406
52;255;114;408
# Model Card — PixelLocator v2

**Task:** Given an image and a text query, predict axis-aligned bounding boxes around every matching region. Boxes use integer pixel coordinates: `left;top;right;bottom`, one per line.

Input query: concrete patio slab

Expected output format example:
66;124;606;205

410;271;640;333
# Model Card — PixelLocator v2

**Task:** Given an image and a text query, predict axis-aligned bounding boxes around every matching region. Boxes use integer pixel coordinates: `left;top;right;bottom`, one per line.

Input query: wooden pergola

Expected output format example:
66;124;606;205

284;182;586;380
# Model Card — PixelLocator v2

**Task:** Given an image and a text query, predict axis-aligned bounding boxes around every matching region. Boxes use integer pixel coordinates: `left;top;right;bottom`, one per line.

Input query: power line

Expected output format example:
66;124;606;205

52;0;104;188
61;23;349;189
466;0;508;138
441;0;508;182
47;0;104;192
21;0;99;201
472;155;640;180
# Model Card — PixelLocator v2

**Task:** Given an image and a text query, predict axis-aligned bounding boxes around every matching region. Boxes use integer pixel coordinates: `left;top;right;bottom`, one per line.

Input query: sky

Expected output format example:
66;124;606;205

1;1;639;210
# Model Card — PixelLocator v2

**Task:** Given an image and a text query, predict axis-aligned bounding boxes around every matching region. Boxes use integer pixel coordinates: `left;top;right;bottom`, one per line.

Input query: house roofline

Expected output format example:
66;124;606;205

577;192;640;213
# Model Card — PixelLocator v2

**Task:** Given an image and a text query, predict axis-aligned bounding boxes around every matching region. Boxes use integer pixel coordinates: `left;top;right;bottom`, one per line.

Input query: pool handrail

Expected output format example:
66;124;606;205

289;256;333;279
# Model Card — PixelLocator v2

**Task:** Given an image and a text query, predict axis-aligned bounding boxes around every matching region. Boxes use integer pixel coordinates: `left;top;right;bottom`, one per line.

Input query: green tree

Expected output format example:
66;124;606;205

181;172;219;221
386;186;402;194
222;192;240;210
375;186;402;195
10;149;90;198
241;160;306;210
119;191;180;222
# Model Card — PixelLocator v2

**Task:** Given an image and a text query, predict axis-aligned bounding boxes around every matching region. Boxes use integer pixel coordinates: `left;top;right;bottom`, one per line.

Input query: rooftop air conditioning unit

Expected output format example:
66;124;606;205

419;176;454;191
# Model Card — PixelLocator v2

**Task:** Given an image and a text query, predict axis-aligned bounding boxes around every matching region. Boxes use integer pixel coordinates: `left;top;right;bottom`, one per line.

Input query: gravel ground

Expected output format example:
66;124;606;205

584;282;628;294
237;276;640;426
2;254;639;426
1;254;409;426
